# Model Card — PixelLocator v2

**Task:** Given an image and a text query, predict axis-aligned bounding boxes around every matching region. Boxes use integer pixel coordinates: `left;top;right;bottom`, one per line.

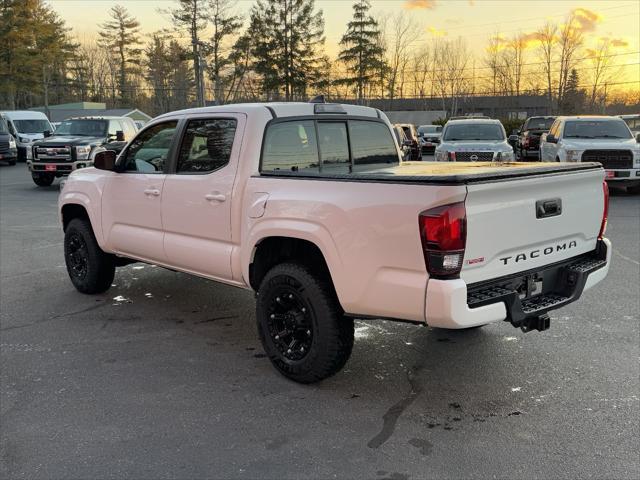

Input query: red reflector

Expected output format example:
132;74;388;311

599;180;609;239
419;202;466;278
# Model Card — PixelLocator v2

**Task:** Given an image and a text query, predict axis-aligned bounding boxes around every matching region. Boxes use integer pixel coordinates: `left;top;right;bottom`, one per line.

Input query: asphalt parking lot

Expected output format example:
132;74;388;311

1;163;638;480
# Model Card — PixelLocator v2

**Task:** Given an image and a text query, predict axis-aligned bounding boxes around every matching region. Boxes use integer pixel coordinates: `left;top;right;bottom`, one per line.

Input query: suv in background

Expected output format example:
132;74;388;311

435;118;514;162
392;125;412;161
29;116;137;187
620;114;640;137
0;116;17;165
395;123;421;160
517;116;555;159
417;124;442;155
540;116;640;192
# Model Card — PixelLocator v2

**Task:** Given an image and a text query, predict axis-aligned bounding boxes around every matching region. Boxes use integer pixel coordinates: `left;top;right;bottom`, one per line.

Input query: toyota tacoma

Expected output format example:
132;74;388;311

58;102;611;383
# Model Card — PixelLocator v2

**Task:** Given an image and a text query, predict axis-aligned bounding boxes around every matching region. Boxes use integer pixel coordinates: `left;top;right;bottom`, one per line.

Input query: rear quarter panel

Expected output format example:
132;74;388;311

242;177;467;321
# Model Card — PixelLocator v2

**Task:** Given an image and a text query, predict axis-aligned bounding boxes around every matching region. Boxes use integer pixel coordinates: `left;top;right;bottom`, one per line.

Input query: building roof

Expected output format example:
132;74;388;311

28;105;152;123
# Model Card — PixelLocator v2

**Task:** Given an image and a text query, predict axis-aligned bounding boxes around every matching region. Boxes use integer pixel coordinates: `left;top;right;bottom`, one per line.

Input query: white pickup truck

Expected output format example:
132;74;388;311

540;115;640;193
58;102;611;383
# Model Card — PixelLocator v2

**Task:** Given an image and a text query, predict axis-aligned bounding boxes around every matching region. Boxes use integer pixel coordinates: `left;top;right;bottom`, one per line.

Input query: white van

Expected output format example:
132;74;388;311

0;111;54;162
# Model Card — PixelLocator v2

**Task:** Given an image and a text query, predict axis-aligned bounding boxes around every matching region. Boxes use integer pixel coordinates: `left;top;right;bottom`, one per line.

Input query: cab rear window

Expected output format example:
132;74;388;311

261;118;399;174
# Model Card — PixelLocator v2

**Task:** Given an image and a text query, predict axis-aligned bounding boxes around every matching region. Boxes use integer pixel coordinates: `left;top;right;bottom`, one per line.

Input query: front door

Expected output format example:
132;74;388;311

101;120;179;263
162;115;244;281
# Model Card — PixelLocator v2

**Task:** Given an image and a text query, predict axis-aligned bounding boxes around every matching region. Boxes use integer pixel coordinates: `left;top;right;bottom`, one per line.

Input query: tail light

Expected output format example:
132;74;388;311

419;202;467;278
447;151;456;161
598;180;609;239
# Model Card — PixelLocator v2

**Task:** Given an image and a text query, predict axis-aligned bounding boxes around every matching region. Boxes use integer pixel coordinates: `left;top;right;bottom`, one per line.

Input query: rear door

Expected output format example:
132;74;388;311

462;168;605;285
161;114;244;281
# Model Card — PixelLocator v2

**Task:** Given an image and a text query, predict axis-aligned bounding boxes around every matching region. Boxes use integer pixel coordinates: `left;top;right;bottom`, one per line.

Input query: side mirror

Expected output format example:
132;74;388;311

94;150;117;171
508;134;519;142
636;133;640;143
44;130;52;138
115;130;125;142
546;134;557;144
403;139;412;146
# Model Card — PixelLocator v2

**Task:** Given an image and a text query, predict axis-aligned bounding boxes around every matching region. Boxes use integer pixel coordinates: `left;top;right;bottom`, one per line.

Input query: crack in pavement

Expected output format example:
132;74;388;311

367;363;425;449
0;302;108;332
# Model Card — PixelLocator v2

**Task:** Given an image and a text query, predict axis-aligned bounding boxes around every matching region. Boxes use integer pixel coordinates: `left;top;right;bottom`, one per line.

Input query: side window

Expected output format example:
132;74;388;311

349;120;399;171
262;120;319;173
119;121;177;173
317;122;350;174
177;118;237;174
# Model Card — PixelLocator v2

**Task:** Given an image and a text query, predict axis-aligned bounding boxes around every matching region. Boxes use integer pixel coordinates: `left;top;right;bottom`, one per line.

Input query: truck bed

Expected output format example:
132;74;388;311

259;161;603;185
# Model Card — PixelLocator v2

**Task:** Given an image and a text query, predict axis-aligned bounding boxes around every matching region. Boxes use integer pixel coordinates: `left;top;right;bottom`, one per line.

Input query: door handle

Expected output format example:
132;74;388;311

205;193;226;202
144;188;160;196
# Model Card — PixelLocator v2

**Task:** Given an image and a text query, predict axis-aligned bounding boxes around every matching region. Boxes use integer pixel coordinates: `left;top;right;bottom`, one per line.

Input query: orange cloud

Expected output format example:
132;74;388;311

611;38;629;47
427;26;447;37
468;0;475;5
571;7;602;33
404;0;437;10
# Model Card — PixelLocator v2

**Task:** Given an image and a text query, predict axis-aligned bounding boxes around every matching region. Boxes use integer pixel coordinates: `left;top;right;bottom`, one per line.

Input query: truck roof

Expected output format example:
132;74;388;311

560;115;625;122
0;110;50;120
155;102;382;121
446;118;501;125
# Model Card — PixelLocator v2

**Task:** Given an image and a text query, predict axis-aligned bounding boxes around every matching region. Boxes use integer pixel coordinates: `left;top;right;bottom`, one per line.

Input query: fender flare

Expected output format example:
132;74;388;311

59;191;106;248
242;219;345;297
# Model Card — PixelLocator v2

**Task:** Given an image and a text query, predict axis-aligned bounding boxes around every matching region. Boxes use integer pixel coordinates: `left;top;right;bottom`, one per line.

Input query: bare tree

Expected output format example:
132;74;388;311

586;38;620;110
386;12;420;100
536;21;557;112
208;0;242;105
557;13;583;108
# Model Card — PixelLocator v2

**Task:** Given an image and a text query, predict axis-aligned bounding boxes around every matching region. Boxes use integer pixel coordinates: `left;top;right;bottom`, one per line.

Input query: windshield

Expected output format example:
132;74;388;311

564;120;632;139
13;119;51;134
525;117;555;130
418;125;442;135
443;123;505;141
54;119;107;137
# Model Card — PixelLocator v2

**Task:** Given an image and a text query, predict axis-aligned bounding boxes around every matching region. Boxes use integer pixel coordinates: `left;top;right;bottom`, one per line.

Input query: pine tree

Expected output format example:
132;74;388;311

561;68;584;114
249;0;325;101
338;0;384;102
98;5;142;106
168;0;209;107
208;0;242;105
0;0;74;109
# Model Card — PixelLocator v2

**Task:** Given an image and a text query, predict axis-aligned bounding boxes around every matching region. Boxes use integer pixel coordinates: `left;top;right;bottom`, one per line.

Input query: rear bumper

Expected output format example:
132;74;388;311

425;239;611;329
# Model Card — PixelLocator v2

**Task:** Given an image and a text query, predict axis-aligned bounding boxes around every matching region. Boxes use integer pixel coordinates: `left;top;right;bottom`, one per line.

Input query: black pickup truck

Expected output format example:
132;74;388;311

516;116;556;160
0;117;17;166
29;116;137;186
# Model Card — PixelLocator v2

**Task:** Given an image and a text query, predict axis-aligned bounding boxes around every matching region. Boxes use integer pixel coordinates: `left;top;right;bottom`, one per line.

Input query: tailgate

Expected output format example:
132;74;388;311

462;168;605;284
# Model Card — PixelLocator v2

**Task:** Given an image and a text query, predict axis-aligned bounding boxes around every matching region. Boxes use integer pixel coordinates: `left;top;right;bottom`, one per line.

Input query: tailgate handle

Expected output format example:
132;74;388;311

536;198;562;218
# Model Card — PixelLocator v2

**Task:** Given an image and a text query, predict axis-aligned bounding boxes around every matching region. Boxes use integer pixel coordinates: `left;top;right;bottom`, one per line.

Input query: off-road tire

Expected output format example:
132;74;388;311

32;172;54;187
627;184;640;195
64;218;115;294
8;159;16;166
256;263;354;384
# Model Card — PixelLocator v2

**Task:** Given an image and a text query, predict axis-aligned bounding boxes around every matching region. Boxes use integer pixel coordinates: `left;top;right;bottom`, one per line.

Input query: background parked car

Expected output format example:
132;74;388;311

0;110;54;162
417;124;442;155
539;115;640;193
395;123;422;160
0;116;17;166
392;125;412;161
620;114;640;137
29;116;138;187
516;116;556;160
435;118;515;162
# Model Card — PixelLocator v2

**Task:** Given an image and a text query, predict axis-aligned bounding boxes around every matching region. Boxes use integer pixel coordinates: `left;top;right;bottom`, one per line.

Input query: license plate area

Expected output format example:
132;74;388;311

45;164;56;171
516;274;543;300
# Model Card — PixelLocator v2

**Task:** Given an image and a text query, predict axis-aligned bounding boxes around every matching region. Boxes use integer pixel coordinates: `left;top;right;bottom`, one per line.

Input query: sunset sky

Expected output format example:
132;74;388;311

49;0;640;90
